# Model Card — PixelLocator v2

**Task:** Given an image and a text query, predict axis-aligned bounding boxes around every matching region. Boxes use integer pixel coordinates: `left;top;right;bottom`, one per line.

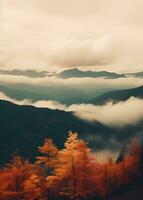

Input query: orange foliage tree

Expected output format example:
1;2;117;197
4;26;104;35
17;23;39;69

36;138;59;199
0;132;142;200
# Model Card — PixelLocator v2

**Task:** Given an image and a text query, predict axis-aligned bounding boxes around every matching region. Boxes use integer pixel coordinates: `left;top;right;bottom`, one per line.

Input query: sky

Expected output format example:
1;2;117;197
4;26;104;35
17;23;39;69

0;0;143;73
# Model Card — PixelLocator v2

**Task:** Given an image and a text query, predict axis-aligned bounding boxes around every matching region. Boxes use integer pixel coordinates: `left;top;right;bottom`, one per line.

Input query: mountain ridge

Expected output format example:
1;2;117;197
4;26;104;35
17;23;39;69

0;99;109;165
89;85;143;104
58;68;126;79
0;99;143;166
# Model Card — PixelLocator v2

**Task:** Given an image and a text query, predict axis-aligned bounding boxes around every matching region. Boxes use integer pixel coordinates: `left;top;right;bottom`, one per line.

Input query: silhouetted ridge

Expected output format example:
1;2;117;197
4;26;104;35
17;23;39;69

90;85;143;104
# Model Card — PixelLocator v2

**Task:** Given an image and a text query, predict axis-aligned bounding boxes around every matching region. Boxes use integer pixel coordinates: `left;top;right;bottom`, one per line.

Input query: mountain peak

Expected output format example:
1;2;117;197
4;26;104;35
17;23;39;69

58;68;125;79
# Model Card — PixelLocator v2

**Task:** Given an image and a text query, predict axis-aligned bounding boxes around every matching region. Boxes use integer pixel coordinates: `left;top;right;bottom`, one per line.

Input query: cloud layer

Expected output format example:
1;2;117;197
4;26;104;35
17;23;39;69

70;98;143;127
1;0;143;72
0;74;142;89
48;36;115;67
1;91;143;127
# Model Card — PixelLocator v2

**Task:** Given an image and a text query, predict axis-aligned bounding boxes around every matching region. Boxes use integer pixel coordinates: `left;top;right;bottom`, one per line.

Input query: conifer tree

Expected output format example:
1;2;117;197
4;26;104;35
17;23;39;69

36;138;59;199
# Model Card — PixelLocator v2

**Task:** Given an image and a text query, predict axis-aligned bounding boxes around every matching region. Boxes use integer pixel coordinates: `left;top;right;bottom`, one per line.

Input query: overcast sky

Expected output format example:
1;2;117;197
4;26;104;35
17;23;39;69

0;0;143;72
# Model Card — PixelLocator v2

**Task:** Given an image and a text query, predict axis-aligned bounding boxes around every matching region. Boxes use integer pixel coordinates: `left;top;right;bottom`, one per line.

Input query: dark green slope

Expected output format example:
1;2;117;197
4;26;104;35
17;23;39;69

0;99;108;165
90;86;143;105
0;99;143;166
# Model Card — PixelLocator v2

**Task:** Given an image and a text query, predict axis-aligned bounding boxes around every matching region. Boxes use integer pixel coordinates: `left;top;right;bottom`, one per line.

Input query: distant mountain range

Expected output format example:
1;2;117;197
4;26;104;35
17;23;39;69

90;86;143;104
0;69;48;78
0;83;125;105
1;68;143;79
127;71;143;78
57;68;126;79
0;84;86;104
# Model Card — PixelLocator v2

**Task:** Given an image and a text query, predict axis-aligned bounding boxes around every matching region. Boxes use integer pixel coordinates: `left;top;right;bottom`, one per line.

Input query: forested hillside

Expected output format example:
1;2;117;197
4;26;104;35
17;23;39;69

1;99;143;166
0;132;143;200
0;99;109;165
90;86;143;105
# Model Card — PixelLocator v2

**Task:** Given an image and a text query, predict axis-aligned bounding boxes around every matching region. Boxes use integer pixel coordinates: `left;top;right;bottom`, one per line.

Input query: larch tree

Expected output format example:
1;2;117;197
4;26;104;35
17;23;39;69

75;140;96;199
36;138;59;199
23;173;44;200
55;132;96;200
56;132;79;199
0;155;33;200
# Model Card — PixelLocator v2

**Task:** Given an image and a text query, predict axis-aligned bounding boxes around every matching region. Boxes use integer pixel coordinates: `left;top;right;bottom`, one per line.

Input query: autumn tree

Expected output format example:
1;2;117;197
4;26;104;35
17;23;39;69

0;132;143;200
23;173;45;200
36;138;59;199
0;155;33;200
55;132;79;199
55;132;97;200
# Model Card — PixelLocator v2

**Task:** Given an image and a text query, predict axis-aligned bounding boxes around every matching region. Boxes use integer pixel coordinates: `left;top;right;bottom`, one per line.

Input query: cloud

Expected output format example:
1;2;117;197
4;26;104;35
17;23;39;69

95;150;119;163
32;97;143;127
1;90;143;127
0;74;143;103
0;74;143;90
68;98;143;127
0;0;143;72
48;36;116;67
33;100;67;110
0;91;66;109
0;91;32;105
1;91;143;153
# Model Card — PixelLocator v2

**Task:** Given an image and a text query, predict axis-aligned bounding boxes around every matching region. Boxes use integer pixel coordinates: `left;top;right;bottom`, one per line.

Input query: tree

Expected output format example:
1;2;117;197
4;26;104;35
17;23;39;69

55;132;96;200
36;138;59;168
0;155;33;199
56;132;79;199
75;140;92;199
23;173;45;200
36;138;59;199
